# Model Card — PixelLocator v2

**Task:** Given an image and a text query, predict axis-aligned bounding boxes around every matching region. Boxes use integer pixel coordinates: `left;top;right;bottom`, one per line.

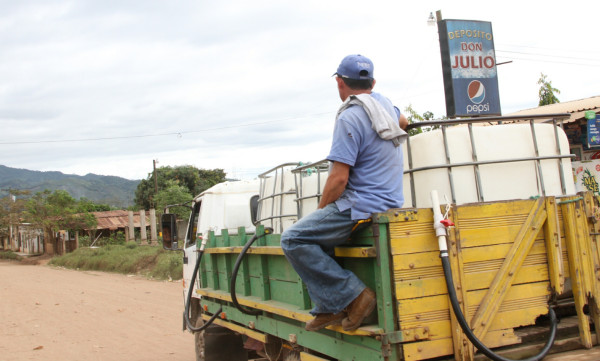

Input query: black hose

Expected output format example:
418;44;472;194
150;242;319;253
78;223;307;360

230;228;272;316
441;254;557;361
183;248;222;332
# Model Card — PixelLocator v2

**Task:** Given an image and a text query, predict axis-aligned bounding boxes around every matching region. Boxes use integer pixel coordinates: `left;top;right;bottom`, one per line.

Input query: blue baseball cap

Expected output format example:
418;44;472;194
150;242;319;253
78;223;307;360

333;54;374;80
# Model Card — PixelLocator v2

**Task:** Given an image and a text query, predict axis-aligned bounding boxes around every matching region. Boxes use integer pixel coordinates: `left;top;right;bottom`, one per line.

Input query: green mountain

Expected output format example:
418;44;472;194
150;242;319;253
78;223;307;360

0;165;140;208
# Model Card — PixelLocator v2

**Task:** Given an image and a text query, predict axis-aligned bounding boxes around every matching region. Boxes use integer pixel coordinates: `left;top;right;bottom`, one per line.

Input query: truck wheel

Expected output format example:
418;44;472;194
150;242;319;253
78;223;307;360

195;318;248;361
283;351;301;361
194;318;206;361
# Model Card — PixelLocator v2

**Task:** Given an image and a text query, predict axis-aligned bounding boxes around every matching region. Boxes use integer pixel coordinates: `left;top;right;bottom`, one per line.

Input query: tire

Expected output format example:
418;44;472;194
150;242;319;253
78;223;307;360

194;318;206;361
283;351;301;361
194;318;248;361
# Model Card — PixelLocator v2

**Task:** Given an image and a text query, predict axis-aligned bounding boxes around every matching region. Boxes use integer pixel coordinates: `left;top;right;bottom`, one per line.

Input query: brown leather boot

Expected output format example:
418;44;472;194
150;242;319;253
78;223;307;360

342;288;376;331
305;311;346;331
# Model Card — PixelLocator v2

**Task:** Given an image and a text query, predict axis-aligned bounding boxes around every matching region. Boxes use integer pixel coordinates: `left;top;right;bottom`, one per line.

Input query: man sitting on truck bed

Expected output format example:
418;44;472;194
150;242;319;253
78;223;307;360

281;54;406;332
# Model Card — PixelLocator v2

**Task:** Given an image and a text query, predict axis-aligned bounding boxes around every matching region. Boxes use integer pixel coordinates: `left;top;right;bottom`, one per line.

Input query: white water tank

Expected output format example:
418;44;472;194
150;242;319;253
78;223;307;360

257;164;299;233
404;123;575;208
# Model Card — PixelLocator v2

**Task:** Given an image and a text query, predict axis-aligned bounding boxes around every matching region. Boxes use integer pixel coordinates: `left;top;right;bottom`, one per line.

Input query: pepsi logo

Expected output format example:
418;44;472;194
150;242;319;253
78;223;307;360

467;80;486;104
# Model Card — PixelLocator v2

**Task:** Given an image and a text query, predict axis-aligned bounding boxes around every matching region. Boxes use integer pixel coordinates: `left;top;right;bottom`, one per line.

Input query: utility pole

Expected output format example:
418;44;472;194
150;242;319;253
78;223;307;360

153;159;159;194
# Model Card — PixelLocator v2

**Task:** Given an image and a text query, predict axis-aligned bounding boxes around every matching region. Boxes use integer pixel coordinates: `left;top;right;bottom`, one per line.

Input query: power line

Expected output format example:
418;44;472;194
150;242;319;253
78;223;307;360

495;54;600;67
496;50;600;64
496;43;600;56
0;111;332;145
0;131;182;145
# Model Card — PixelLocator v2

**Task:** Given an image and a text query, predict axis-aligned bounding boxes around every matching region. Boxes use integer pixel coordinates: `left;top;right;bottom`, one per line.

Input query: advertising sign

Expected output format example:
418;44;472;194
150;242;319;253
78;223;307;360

587;114;600;148
586;110;597;120
573;160;600;195
438;19;501;117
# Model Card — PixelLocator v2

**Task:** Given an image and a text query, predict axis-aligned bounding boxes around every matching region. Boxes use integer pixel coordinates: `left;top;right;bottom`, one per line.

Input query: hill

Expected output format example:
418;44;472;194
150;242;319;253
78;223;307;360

0;165;140;208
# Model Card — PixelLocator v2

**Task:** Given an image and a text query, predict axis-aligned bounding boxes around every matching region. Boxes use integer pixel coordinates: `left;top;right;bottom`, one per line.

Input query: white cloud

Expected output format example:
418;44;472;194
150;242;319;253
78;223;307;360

0;0;598;181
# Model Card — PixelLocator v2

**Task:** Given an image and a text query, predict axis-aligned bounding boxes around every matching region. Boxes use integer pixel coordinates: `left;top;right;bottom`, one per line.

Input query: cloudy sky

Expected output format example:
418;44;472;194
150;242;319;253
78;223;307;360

1;1;598;181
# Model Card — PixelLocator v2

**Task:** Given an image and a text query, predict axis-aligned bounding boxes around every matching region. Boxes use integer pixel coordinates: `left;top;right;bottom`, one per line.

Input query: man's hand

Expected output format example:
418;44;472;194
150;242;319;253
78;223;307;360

318;162;350;208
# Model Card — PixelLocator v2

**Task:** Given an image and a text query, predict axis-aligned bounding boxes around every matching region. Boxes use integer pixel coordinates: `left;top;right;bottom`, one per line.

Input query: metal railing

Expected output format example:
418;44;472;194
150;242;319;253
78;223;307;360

256;163;300;233
256;113;575;226
291;160;330;219
404;113;573;207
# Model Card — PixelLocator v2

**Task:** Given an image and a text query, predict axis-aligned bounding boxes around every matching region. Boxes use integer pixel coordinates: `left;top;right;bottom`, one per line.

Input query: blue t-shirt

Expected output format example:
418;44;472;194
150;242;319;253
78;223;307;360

327;92;404;220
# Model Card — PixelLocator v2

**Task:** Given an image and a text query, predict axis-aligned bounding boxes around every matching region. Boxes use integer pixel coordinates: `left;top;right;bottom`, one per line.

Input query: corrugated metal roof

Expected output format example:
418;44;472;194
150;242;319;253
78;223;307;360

506;95;600;123
90;210;152;231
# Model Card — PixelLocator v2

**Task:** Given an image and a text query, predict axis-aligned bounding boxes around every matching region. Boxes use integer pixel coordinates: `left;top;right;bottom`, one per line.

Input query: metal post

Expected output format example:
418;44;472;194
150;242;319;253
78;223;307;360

529;120;546;197
435;10;442;22
293;170;302;219
153;160;158;194
406;135;417;208
551;118;568;195
468;123;484;202
442;125;457;204
270;169;278;231
278;167;285;234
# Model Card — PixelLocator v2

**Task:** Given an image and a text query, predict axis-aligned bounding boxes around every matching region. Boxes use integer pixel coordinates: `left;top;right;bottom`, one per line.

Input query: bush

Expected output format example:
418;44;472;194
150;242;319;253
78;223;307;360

148;251;183;280
50;244;182;280
78;235;91;247
0;250;21;261
104;231;126;246
80;231;128;247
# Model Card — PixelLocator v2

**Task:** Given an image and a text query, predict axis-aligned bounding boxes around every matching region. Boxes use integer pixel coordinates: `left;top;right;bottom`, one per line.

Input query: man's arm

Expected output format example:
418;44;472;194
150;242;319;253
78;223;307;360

399;113;408;130
318;161;350;209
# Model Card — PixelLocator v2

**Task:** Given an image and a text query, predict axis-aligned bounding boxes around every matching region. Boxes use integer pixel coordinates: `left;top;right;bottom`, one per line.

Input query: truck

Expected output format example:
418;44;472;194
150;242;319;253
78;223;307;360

161;114;600;361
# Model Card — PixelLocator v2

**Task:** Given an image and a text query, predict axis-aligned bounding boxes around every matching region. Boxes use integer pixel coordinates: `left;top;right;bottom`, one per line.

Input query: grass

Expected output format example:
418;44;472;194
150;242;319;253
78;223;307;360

0;250;22;261
49;242;183;281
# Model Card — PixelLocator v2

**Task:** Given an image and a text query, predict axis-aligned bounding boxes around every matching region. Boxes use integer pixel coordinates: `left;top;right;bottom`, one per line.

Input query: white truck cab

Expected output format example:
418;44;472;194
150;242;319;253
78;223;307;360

181;179;260;299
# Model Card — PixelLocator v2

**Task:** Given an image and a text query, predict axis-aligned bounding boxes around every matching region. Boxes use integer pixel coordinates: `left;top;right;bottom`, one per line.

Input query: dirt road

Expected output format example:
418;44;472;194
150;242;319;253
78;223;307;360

4;260;600;361
0;260;194;361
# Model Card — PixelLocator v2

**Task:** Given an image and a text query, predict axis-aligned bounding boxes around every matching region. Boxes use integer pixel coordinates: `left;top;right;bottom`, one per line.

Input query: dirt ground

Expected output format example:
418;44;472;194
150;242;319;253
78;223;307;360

0;259;194;361
3;259;600;361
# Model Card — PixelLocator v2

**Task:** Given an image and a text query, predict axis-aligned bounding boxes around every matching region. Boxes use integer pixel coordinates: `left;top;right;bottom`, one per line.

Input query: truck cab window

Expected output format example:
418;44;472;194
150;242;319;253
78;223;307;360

186;201;201;248
250;195;259;225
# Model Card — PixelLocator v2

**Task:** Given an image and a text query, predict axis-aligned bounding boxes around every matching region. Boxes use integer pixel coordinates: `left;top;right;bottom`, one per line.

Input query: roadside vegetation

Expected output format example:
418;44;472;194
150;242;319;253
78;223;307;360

0;250;22;261
49;243;183;281
0;165;230;280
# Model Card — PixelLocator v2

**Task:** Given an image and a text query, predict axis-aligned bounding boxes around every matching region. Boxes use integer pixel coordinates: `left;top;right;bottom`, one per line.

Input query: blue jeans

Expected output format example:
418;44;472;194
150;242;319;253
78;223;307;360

280;203;366;315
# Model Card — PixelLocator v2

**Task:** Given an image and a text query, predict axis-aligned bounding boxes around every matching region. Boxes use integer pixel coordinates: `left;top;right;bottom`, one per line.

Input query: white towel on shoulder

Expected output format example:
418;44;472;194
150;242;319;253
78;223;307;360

336;93;407;147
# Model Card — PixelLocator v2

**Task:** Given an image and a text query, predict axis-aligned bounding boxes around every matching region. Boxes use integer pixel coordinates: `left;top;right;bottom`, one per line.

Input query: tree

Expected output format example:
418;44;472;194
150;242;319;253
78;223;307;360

197;169;227;193
23;190;97;255
0;190;29;248
537;73;560;106
404;105;442;136
134;165;226;210
154;180;194;219
77;197;113;212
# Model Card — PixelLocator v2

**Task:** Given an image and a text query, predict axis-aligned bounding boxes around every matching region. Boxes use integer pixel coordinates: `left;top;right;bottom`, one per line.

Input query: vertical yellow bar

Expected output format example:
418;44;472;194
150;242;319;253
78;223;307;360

582;193;600;344
446;205;473;361
544;197;564;294
561;199;593;348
